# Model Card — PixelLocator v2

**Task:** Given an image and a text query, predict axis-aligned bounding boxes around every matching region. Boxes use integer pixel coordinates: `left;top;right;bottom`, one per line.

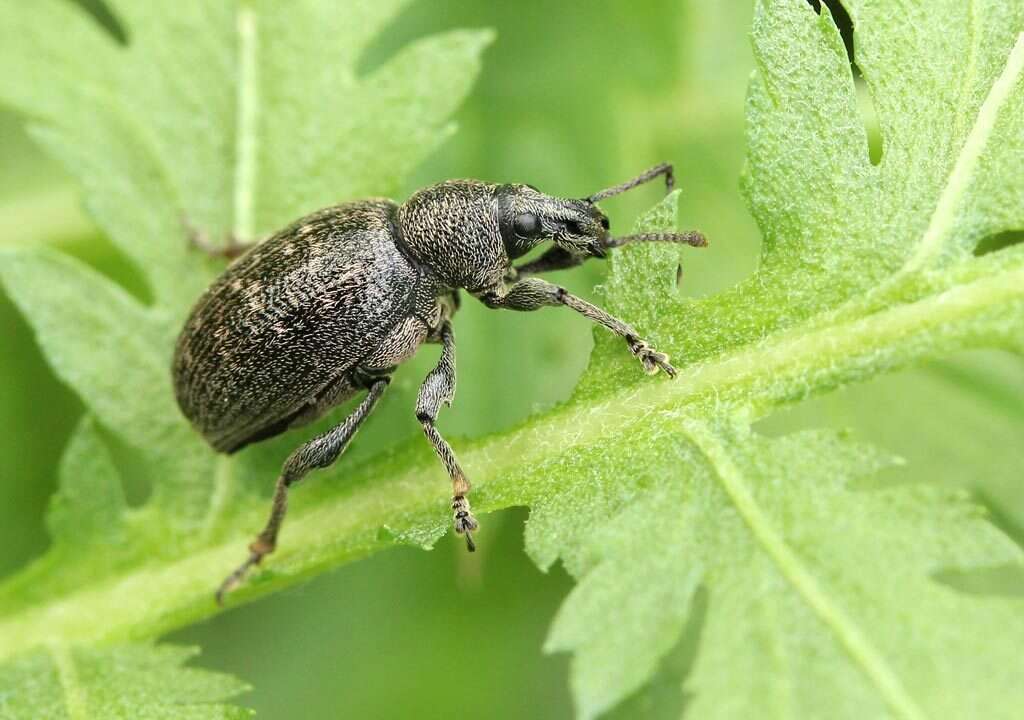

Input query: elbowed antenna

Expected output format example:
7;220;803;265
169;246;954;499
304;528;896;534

587;162;675;203
605;230;707;250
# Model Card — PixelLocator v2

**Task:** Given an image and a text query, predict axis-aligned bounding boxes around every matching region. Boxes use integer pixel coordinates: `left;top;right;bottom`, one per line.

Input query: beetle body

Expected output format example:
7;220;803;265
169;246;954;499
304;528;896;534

177;165;707;603
173;199;446;453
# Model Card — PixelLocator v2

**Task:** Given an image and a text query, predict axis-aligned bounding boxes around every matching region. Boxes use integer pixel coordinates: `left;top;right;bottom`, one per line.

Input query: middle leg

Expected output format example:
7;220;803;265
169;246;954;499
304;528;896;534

415;320;479;551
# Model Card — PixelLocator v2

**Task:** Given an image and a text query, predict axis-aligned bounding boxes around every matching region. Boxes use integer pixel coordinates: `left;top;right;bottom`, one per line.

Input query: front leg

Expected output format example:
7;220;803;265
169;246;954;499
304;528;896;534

509;246;584;279
481;277;676;377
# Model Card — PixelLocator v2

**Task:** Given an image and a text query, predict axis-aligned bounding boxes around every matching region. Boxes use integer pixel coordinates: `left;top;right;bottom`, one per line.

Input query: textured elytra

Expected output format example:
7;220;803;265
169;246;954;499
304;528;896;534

173;200;433;453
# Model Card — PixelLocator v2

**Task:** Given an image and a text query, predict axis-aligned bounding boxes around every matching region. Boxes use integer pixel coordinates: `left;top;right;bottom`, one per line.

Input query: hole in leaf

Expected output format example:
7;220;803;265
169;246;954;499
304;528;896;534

807;0;883;165
806;0;854;64
974;229;1024;257
70;0;127;45
857;79;883;165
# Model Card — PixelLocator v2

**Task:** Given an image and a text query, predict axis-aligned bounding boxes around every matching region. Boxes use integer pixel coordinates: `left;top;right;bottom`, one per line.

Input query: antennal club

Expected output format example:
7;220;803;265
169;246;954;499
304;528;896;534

587;162;675;203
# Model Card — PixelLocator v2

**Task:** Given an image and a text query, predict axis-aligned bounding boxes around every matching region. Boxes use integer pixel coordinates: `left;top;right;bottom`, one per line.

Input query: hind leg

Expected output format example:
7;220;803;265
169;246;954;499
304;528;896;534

217;377;389;603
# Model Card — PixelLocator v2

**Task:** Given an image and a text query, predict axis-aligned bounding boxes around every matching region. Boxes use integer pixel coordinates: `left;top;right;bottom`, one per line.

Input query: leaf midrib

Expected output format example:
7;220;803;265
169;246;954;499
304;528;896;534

49;643;88;720
903;32;1023;272
232;5;258;242
683;422;927;720
194;5;260;541
1;255;1021;658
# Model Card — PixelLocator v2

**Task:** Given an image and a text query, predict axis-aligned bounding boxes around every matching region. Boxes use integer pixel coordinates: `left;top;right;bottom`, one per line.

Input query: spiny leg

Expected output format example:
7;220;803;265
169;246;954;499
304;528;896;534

510;246;584;279
482;277;675;377
216;377;389;604
415;321;478;551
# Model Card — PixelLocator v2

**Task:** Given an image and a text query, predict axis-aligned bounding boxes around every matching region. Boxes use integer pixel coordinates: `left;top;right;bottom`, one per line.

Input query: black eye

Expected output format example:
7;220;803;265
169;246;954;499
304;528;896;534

513;213;543;238
600;216;610;230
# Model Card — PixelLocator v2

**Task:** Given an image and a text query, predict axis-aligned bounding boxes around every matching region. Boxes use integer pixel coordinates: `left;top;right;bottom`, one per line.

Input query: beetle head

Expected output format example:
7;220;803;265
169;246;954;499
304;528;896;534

398;165;702;293
496;184;611;260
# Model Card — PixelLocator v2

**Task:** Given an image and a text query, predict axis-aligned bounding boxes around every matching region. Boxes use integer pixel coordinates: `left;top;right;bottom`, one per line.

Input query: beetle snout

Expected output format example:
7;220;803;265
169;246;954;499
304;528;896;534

567;203;609;235
582;205;611;257
556;202;605;257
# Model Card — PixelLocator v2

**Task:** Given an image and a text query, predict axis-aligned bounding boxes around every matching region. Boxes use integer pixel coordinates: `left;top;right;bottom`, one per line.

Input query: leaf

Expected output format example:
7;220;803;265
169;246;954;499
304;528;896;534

519;195;1024;717
0;1;1023;719
531;1;1024;715
0;249;181;451
536;422;1023;720
0;1;492;310
0;0;491;709
765;350;1024;545
0;642;250;719
48;417;128;557
0;0;490;595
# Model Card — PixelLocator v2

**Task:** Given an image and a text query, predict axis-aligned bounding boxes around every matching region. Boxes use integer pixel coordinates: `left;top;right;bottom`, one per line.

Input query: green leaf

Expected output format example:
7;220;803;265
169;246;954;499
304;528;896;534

537;422;1023;719
535;1;1024;713
1;1;1024;718
48;417;127;557
0;249;180;451
765;350;1024;547
0;0;489;567
529;1;1024;715
0;0;491;711
0;643;250;719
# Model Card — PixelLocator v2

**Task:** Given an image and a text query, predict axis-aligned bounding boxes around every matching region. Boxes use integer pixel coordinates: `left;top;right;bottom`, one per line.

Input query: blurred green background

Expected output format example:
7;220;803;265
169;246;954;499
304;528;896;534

1;1;1021;717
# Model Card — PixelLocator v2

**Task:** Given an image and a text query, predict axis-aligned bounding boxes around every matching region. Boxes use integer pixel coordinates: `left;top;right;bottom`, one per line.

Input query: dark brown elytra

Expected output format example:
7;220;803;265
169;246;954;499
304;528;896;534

171;163;707;604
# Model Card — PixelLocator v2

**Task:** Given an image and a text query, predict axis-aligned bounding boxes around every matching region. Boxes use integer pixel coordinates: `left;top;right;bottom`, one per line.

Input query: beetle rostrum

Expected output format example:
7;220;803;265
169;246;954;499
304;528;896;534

171;162;707;604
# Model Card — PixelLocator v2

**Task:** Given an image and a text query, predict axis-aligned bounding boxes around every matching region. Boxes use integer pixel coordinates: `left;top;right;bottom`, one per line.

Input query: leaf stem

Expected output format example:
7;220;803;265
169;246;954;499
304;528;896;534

0;257;1020;658
232;5;258;242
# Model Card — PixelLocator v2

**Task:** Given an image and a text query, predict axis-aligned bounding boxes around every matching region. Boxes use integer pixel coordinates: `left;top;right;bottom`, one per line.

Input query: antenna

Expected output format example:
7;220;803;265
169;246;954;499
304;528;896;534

587;162;675;203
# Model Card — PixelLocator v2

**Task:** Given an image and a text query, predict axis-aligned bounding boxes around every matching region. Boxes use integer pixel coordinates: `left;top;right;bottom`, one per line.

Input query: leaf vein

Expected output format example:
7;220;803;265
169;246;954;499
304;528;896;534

907;32;1024;270
49;644;88;720
232;5;258;241
681;421;927;720
201;455;236;542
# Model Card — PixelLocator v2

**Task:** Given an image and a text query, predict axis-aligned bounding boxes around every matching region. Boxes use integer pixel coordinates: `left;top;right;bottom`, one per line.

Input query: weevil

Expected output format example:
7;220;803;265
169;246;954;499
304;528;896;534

171;163;706;603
